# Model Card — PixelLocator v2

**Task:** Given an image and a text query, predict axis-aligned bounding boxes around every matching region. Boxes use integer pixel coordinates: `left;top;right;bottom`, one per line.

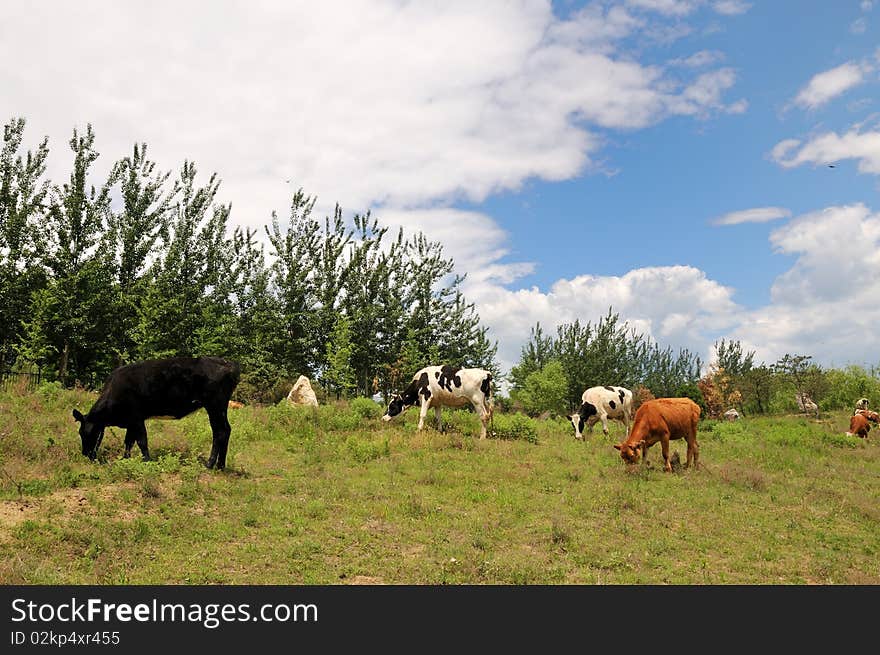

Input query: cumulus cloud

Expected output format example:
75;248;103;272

792;62;869;110
0;1;746;230
466;203;880;375
770;126;880;173
712;207;791;225
466;264;742;372
728;204;880;366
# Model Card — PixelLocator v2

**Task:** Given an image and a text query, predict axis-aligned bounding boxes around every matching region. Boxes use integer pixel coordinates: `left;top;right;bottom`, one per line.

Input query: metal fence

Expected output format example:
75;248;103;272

0;369;44;391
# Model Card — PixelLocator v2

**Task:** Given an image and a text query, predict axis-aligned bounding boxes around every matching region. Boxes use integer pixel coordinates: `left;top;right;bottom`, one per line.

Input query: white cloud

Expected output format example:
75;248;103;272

793;62;869;109
627;0;700;16
712;1;751;15
729;204;880;366
467;264;742;372
0;1;744;229
770;126;880;173
464;203;880;376
851;18;868;34
712;207;791;225
862;1;873;12
668;50;725;68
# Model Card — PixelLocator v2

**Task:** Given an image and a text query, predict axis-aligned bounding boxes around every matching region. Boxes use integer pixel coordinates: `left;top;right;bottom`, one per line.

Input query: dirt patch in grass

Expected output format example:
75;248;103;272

0;477;182;536
0;487;91;532
714;462;770;491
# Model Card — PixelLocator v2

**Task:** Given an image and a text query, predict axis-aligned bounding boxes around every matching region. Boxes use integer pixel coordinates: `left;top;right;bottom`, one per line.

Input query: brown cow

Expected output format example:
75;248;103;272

855;409;879;423
614;397;701;472
847;413;871;439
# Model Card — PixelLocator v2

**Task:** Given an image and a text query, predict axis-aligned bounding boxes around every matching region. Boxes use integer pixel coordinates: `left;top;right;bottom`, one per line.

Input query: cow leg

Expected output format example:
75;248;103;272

660;438;672;472
476;404;489;440
127;422;150;461
123;427;137;459
687;436;700;469
435;406;443;432
206;406;231;470
417;400;429;432
601;413;610;436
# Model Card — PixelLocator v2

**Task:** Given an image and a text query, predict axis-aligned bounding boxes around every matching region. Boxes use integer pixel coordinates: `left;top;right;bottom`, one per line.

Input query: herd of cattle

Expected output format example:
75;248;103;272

70;356;877;472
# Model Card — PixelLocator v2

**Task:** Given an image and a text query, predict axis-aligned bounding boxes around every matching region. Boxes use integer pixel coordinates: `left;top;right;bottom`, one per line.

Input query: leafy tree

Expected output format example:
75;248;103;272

0;117;50;368
265;188;320;378
20;124;115;383
512;360;568;417
509;323;554;392
324;315;356;399
713;338;755;377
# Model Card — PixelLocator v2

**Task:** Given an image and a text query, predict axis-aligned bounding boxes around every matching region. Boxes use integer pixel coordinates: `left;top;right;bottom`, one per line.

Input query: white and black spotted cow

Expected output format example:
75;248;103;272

382;365;494;439
569;385;634;440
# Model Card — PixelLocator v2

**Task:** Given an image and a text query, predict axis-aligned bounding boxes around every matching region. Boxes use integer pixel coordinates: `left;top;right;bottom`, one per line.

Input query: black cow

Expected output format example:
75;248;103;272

72;356;241;469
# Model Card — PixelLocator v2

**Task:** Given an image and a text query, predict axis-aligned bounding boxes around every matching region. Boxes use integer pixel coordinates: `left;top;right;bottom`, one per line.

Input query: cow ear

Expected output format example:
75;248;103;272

72;409;84;423
637;439;646;447
613;444;621;450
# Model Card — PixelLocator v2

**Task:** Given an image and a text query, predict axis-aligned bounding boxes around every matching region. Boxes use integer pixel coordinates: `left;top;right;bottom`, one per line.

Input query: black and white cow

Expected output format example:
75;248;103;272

569;385;634;440
382;365;494;439
72;356;241;469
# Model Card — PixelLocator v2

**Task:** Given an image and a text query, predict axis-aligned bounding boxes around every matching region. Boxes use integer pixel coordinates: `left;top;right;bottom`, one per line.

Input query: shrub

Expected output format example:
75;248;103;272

512;361;568;417
492;413;539;443
349;397;384;419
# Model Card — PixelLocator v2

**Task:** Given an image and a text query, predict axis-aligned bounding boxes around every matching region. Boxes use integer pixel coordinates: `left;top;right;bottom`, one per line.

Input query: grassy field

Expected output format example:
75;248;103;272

1;381;878;585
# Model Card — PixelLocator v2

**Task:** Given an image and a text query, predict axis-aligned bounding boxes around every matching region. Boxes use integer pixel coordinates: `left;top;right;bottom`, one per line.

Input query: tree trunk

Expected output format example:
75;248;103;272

59;339;70;385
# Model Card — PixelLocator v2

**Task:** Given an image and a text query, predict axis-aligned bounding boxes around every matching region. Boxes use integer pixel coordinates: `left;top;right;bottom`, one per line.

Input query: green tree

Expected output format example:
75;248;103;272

513;360;568;417
324;315;356;399
21;124;115;384
0;117;50;368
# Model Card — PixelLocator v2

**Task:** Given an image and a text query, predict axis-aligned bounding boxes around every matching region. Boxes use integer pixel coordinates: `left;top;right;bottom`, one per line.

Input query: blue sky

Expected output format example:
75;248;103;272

3;1;880;374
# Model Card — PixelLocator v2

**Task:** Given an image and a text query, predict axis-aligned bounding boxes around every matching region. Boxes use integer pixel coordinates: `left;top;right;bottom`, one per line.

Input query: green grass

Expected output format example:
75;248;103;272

1;384;878;584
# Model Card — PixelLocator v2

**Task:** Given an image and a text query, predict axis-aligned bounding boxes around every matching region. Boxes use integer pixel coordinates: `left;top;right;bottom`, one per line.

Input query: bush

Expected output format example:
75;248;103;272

349;397;384;419
492;413;539;444
512;361;568;417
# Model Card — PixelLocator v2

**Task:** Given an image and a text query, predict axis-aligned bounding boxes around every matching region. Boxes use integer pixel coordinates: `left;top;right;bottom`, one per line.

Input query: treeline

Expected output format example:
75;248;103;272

0;117;498;401
507;310;704;415
507;312;880;417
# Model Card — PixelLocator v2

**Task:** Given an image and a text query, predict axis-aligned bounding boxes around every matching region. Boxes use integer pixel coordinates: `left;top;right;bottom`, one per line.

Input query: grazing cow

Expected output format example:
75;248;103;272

382;365;493;439
855;398;869;412
228;400;244;409
569;385;634;440
614;397;701;472
72;356;241;469
847;413;871;439
855;409;879;423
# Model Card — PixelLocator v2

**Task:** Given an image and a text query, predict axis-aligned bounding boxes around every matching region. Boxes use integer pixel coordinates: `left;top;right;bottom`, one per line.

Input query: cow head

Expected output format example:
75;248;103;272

614;439;644;464
382;394;407;422
569;402;597;440
72;409;104;460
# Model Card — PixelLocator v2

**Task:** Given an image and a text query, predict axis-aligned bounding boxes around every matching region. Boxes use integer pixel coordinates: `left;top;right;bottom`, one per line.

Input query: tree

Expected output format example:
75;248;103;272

265;188;320;378
513;360;568;417
103;142;179;365
21;124;115;384
509;323;554;392
135;160;228;359
713;339;755;377
739;364;774;414
0;117;50;368
324;315;356;399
